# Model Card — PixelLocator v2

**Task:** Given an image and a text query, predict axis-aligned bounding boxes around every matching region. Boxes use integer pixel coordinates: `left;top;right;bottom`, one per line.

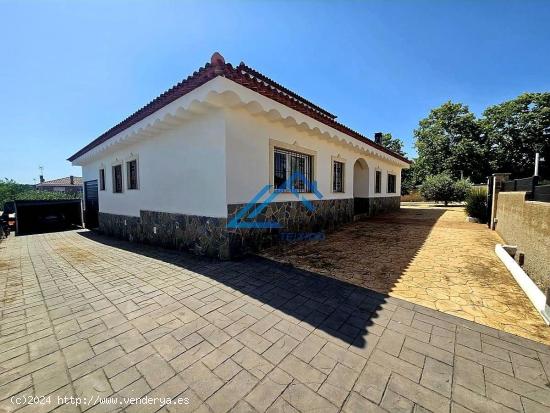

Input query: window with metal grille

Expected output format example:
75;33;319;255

274;148;313;192
387;174;396;193
127;160;138;190
99;169;105;191
375;170;382;193
333;161;344;192
112;164;123;193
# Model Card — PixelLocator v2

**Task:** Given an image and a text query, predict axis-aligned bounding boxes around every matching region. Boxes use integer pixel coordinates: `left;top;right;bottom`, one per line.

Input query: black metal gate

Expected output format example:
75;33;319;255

84;180;99;229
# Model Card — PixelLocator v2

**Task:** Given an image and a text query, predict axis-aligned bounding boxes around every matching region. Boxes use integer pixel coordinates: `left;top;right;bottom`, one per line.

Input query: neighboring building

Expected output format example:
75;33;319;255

36;176;83;194
68;52;410;258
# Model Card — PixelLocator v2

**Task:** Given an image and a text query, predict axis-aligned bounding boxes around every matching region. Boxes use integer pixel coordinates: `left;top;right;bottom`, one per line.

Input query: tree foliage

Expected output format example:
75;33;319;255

414;102;487;183
0;178;79;209
0;179;31;208
413;94;550;186
380;133;406;156
400;163;423;195
15;190;79;201
420;173;472;206
482;92;550;178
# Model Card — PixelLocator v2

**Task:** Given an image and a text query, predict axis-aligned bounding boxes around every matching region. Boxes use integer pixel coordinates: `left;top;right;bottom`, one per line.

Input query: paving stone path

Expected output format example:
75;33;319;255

1;230;550;413
263;205;550;345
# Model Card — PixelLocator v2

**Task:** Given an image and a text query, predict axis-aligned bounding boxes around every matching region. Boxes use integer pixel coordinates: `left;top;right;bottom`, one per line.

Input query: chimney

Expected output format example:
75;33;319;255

39;175;44;183
70;175;74;185
211;52;225;75
374;132;383;145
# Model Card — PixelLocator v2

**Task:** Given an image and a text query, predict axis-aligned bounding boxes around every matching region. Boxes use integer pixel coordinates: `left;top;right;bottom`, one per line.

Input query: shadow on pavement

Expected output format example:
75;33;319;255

261;207;446;294
77;208;444;350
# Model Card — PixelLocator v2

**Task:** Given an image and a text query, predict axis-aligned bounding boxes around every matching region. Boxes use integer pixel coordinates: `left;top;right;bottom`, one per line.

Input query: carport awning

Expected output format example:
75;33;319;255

15;199;82;234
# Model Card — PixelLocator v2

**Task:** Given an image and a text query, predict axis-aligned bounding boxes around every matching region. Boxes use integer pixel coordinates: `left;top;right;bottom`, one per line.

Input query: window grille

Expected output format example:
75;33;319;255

127;160;138;190
274;148;313;193
113;165;123;193
387;174;396;193
99;169;105;191
375;170;382;193
333;161;344;192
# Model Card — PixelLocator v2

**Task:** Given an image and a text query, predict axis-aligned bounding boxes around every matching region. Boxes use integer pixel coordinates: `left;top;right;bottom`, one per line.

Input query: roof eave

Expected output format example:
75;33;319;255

68;53;411;165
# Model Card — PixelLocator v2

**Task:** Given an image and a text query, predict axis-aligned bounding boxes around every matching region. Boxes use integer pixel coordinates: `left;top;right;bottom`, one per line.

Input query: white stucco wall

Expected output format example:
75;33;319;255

353;159;370;198
225;108;403;205
81;111;227;218
75;76;406;219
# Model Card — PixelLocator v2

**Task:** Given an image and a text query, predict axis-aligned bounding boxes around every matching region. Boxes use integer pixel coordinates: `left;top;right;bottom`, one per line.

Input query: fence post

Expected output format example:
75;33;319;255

490;173;511;230
531;175;539;201
486;176;493;228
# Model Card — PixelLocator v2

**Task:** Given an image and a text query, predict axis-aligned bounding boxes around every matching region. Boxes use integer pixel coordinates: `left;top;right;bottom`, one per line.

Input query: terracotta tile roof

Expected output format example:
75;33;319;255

68;53;411;164
37;176;83;186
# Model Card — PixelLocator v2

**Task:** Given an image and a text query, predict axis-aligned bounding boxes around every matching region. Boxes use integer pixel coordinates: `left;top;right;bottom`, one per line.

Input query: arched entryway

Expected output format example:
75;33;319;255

353;158;370;215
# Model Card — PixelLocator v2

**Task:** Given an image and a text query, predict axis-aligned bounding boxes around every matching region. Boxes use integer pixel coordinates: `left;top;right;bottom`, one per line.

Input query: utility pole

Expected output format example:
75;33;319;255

534;153;540;177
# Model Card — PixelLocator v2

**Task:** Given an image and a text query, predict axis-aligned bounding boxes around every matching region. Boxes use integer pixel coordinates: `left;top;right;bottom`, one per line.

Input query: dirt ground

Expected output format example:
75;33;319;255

262;204;550;345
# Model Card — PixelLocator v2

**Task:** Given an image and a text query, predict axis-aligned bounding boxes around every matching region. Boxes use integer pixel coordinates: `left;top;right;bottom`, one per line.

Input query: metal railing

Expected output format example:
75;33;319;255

501;175;550;202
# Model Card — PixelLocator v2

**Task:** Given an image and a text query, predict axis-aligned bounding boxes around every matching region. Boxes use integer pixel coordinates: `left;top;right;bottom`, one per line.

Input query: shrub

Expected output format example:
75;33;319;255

1;179;81;208
465;187;488;223
453;179;472;202
15;190;80;201
420;173;472;205
401;190;425;202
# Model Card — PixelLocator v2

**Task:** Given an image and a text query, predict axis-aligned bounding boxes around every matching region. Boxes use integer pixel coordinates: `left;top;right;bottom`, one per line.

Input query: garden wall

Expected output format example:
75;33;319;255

495;191;550;293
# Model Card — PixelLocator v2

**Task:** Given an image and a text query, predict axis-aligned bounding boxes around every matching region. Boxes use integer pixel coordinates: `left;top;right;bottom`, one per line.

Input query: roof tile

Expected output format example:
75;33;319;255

37;176;82;186
68;53;410;164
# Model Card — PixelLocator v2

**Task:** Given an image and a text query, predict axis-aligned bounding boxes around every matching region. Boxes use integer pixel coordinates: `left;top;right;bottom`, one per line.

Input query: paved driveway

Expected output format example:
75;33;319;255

1;231;550;413
263;205;550;345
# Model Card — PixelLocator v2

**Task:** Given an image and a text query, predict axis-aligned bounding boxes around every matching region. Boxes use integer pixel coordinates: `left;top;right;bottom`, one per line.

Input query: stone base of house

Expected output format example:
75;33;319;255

353;196;401;217
99;211;231;258
225;198;354;257
98;198;354;259
98;197;399;259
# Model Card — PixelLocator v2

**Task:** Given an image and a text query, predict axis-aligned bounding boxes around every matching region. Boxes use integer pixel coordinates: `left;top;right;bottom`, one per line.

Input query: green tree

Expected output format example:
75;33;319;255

481;92;550;178
414;102;487;183
400;163;422;195
0;179;79;208
0;179;29;208
380;133;406;156
420;173;472;206
379;133;413;193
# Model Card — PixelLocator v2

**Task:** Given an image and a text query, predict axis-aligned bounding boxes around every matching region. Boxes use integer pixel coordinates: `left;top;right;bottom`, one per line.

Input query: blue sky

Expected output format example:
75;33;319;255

1;0;549;183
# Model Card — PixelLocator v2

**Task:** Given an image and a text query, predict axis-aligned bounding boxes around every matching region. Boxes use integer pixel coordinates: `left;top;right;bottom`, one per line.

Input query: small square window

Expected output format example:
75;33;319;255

127;160;138;190
99;169;105;191
375;170;382;193
333;161;344;192
112;164;123;193
387;174;396;193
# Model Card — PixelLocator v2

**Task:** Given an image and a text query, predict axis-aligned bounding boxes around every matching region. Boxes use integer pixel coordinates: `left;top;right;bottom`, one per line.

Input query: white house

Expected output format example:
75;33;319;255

69;52;410;258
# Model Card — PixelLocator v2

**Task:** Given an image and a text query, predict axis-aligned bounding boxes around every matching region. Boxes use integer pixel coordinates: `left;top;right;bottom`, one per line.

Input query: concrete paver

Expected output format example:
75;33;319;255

262;205;550;344
1;229;550;412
